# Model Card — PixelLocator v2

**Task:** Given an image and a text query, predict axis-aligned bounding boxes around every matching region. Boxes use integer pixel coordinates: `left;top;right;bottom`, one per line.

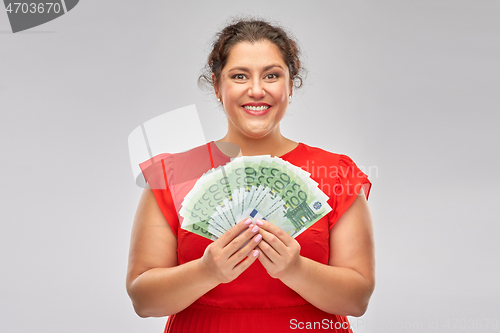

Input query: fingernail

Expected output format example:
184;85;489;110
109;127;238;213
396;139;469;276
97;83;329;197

252;250;259;257
251;225;259;233
244;218;252;225
254;234;262;242
256;220;264;226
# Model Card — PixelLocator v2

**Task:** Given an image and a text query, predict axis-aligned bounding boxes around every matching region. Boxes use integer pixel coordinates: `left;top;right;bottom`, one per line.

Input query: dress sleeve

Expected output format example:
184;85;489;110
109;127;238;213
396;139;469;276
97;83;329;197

140;155;180;238
328;154;372;230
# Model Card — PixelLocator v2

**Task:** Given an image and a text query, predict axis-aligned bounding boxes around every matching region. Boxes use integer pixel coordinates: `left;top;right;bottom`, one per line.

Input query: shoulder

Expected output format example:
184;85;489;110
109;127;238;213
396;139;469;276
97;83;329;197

287;143;371;196
288;142;359;169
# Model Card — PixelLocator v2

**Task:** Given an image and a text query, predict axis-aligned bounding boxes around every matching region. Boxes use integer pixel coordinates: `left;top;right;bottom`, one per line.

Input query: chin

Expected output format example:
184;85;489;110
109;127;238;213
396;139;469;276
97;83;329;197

242;129;274;139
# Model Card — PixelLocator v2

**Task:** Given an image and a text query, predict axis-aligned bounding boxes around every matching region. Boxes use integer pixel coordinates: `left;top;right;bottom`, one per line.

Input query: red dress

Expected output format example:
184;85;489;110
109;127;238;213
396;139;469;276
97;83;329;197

141;142;372;333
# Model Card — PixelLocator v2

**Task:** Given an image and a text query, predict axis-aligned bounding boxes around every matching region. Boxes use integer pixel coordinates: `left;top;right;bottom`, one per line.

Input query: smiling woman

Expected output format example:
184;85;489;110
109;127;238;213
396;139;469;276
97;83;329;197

216;40;292;146
126;18;375;333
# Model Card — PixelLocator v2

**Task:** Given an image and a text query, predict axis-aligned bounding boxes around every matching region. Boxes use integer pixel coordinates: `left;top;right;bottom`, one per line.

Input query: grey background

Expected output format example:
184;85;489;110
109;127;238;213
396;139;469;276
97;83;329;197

1;1;499;332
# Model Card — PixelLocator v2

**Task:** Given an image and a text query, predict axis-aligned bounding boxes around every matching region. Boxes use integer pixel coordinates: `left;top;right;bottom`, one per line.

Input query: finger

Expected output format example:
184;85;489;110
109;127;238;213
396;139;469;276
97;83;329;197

217;218;253;248
230;248;260;277
256;244;274;268
222;223;261;257
227;233;263;266
257;227;287;256
254;219;295;246
256;239;281;263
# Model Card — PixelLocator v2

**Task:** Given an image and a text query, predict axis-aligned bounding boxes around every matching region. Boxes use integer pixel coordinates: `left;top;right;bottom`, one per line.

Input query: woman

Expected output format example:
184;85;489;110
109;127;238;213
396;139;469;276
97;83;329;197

127;19;375;332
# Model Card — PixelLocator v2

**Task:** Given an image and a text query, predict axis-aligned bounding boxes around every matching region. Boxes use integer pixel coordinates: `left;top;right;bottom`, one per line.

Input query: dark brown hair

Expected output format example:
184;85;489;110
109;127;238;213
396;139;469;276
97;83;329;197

199;18;304;90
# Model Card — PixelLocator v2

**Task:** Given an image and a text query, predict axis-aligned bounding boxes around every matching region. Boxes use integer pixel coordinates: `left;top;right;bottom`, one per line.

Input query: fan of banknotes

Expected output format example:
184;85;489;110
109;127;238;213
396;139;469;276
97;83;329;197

179;155;332;240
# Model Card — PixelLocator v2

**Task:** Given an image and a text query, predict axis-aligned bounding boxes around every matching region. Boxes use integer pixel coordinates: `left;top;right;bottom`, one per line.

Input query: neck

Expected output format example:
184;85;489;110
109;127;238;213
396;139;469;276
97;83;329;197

217;125;297;157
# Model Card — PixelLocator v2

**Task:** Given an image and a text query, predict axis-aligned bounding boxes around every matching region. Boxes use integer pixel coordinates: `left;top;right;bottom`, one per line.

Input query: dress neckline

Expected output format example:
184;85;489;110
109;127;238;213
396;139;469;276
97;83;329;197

278;142;302;158
210;141;303;159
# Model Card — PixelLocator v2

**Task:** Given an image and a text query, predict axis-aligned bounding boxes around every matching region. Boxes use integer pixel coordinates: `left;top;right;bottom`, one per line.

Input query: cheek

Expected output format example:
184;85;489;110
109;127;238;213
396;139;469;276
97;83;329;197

225;84;245;98
270;85;289;102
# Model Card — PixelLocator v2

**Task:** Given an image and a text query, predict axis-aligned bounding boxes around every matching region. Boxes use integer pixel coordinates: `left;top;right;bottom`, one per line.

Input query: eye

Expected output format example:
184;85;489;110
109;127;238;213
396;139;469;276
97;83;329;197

232;74;247;80
265;73;279;80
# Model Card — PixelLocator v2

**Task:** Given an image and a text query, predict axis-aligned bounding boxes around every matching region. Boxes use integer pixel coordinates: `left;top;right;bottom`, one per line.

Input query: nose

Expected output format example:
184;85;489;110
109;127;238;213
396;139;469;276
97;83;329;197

248;78;266;99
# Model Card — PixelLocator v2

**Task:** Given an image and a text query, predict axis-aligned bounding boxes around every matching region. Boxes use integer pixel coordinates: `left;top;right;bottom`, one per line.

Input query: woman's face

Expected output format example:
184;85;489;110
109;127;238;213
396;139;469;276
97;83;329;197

215;40;292;140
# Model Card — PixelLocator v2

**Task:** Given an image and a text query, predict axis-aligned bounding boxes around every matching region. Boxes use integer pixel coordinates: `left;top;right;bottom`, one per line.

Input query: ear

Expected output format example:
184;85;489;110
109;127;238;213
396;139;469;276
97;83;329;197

212;73;219;98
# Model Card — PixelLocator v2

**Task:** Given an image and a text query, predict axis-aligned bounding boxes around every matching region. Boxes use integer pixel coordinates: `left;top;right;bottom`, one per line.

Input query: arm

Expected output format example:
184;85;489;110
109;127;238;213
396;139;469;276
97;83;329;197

256;188;375;316
126;188;262;318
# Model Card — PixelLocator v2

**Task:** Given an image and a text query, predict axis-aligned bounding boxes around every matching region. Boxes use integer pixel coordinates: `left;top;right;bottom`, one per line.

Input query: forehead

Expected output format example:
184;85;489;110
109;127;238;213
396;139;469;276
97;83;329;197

224;40;287;70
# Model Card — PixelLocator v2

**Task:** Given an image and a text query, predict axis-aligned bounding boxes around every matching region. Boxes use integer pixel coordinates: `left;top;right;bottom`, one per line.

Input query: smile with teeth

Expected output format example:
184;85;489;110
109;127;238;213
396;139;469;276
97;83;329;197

243;105;271;111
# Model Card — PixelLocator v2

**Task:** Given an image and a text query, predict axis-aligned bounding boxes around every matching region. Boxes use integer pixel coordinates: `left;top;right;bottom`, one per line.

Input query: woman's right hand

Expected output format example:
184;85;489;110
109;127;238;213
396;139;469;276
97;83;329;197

200;218;262;284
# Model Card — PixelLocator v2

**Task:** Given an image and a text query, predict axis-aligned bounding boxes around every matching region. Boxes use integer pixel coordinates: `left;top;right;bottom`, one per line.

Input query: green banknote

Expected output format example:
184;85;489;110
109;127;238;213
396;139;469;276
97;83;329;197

179;155;332;240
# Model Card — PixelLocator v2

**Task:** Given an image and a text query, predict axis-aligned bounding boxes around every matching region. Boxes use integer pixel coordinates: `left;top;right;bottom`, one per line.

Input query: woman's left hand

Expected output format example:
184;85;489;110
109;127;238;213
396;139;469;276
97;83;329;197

255;220;302;280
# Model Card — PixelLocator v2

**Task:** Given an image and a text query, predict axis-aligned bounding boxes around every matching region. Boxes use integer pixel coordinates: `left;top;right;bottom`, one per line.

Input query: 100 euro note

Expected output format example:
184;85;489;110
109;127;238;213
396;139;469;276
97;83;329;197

240;157;331;237
179;156;332;240
179;166;232;239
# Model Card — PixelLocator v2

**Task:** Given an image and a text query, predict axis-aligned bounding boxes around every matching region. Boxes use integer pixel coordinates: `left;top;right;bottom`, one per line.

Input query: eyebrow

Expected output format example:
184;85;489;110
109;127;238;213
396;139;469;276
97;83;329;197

227;64;284;72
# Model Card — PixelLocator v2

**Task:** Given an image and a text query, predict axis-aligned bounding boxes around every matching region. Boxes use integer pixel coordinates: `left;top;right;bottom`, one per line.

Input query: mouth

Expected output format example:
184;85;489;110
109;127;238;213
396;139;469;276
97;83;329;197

242;103;271;115
243;105;271;111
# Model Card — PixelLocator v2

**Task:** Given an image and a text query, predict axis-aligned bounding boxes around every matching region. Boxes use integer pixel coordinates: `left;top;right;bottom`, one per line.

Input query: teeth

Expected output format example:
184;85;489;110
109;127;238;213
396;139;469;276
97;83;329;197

243;105;270;111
